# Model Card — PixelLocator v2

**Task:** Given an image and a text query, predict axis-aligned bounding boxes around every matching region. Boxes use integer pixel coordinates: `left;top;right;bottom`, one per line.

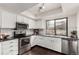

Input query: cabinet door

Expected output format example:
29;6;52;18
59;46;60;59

2;11;16;28
51;38;62;52
62;39;69;54
35;20;42;29
37;36;52;49
2;39;18;55
17;15;24;23
29;19;35;29
37;36;46;47
46;37;53;49
41;37;50;49
0;43;2;55
23;17;29;24
78;40;79;54
30;36;37;47
0;12;2;28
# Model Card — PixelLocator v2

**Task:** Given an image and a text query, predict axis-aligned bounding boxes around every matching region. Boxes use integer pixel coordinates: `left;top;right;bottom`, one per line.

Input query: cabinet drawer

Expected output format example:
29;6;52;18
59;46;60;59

5;51;18;55
2;41;18;50
2;44;18;50
2;46;18;54
3;42;18;46
2;39;18;45
3;49;18;55
0;43;2;55
9;50;18;55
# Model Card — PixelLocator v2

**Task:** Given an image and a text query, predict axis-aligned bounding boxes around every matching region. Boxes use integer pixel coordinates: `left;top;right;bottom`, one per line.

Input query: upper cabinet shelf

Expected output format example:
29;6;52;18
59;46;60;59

0;11;44;29
0;11;16;28
17;15;44;29
29;20;44;29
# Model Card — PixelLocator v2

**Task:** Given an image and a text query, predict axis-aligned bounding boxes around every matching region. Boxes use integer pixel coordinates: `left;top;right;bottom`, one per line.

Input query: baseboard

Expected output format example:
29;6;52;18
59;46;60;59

31;45;37;49
31;45;66;55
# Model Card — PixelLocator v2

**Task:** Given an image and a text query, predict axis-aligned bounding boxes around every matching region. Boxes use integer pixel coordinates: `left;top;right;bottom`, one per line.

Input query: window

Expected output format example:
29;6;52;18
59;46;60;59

46;17;68;36
46;20;55;35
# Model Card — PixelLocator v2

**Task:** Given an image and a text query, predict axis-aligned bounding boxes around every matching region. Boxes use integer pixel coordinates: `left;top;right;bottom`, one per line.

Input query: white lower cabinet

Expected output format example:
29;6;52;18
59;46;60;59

51;38;62;52
37;36;51;49
0;43;2;55
38;37;61;52
36;36;44;46
30;36;37;47
77;40;79;54
31;35;62;53
1;39;18;55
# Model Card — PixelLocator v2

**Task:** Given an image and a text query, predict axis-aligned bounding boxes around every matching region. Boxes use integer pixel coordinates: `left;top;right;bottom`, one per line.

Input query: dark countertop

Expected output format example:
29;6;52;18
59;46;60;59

1;34;78;42
0;34;33;42
35;34;70;38
61;38;79;41
0;38;17;42
32;34;79;40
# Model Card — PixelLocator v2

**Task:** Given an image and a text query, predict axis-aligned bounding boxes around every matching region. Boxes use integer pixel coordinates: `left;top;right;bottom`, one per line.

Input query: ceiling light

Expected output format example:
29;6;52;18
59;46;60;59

39;3;45;11
35;3;45;17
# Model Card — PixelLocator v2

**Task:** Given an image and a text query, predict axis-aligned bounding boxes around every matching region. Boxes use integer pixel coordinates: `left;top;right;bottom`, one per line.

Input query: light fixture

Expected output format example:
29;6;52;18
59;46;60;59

35;3;45;17
39;3;45;11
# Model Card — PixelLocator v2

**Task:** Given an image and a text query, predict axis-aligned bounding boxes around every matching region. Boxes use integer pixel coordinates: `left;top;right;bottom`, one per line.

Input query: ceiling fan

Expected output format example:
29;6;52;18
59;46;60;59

35;3;45;17
39;3;45;11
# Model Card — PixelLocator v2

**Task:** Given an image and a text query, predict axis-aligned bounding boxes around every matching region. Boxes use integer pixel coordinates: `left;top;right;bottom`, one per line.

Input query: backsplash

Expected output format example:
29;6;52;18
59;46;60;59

0;29;14;37
0;29;34;37
26;30;33;35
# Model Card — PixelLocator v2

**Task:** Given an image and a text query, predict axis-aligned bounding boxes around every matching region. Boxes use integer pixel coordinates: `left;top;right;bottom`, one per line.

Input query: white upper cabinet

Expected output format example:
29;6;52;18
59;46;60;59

17;15;37;29
35;20;43;29
0;13;2;28
17;15;33;25
29;20;44;29
23;17;29;24
17;15;24;23
17;15;44;29
1;11;16;28
29;19;36;29
51;38;62;52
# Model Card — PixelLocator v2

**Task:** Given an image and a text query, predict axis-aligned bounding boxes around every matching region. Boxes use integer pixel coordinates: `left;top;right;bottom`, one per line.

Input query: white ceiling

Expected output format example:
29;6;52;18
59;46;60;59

0;3;37;13
21;3;79;20
61;3;79;16
0;3;79;20
21;3;61;19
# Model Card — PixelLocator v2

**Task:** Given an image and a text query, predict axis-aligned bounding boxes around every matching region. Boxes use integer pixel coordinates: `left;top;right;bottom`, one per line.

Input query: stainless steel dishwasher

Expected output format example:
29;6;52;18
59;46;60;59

62;38;78;55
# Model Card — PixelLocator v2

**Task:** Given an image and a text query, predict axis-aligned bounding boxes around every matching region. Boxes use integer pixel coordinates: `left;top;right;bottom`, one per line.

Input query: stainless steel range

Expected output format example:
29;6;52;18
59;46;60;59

19;36;30;54
14;22;30;54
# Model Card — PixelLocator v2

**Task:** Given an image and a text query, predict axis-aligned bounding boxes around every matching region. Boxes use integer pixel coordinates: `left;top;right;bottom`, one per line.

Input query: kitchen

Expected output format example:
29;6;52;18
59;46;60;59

0;3;79;55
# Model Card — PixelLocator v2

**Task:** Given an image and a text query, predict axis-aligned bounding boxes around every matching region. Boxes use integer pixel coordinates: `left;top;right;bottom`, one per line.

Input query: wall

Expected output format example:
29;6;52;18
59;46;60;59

26;29;33;35
68;15;77;36
0;29;14;37
0;15;34;37
0;29;34;38
41;13;77;36
77;11;79;38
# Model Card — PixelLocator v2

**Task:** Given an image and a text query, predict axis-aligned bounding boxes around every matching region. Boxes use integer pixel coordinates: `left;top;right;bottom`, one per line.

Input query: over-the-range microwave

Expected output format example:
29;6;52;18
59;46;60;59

15;22;29;30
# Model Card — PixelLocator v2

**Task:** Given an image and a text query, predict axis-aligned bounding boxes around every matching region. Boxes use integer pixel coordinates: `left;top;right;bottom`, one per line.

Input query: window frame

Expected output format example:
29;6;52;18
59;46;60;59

46;17;68;36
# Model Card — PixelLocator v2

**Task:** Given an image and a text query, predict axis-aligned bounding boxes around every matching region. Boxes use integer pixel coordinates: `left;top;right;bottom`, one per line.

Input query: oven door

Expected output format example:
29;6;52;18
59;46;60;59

20;37;30;48
19;37;30;54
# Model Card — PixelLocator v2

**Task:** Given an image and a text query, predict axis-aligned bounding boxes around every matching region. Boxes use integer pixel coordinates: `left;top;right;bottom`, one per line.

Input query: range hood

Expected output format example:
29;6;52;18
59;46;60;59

14;22;29;30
